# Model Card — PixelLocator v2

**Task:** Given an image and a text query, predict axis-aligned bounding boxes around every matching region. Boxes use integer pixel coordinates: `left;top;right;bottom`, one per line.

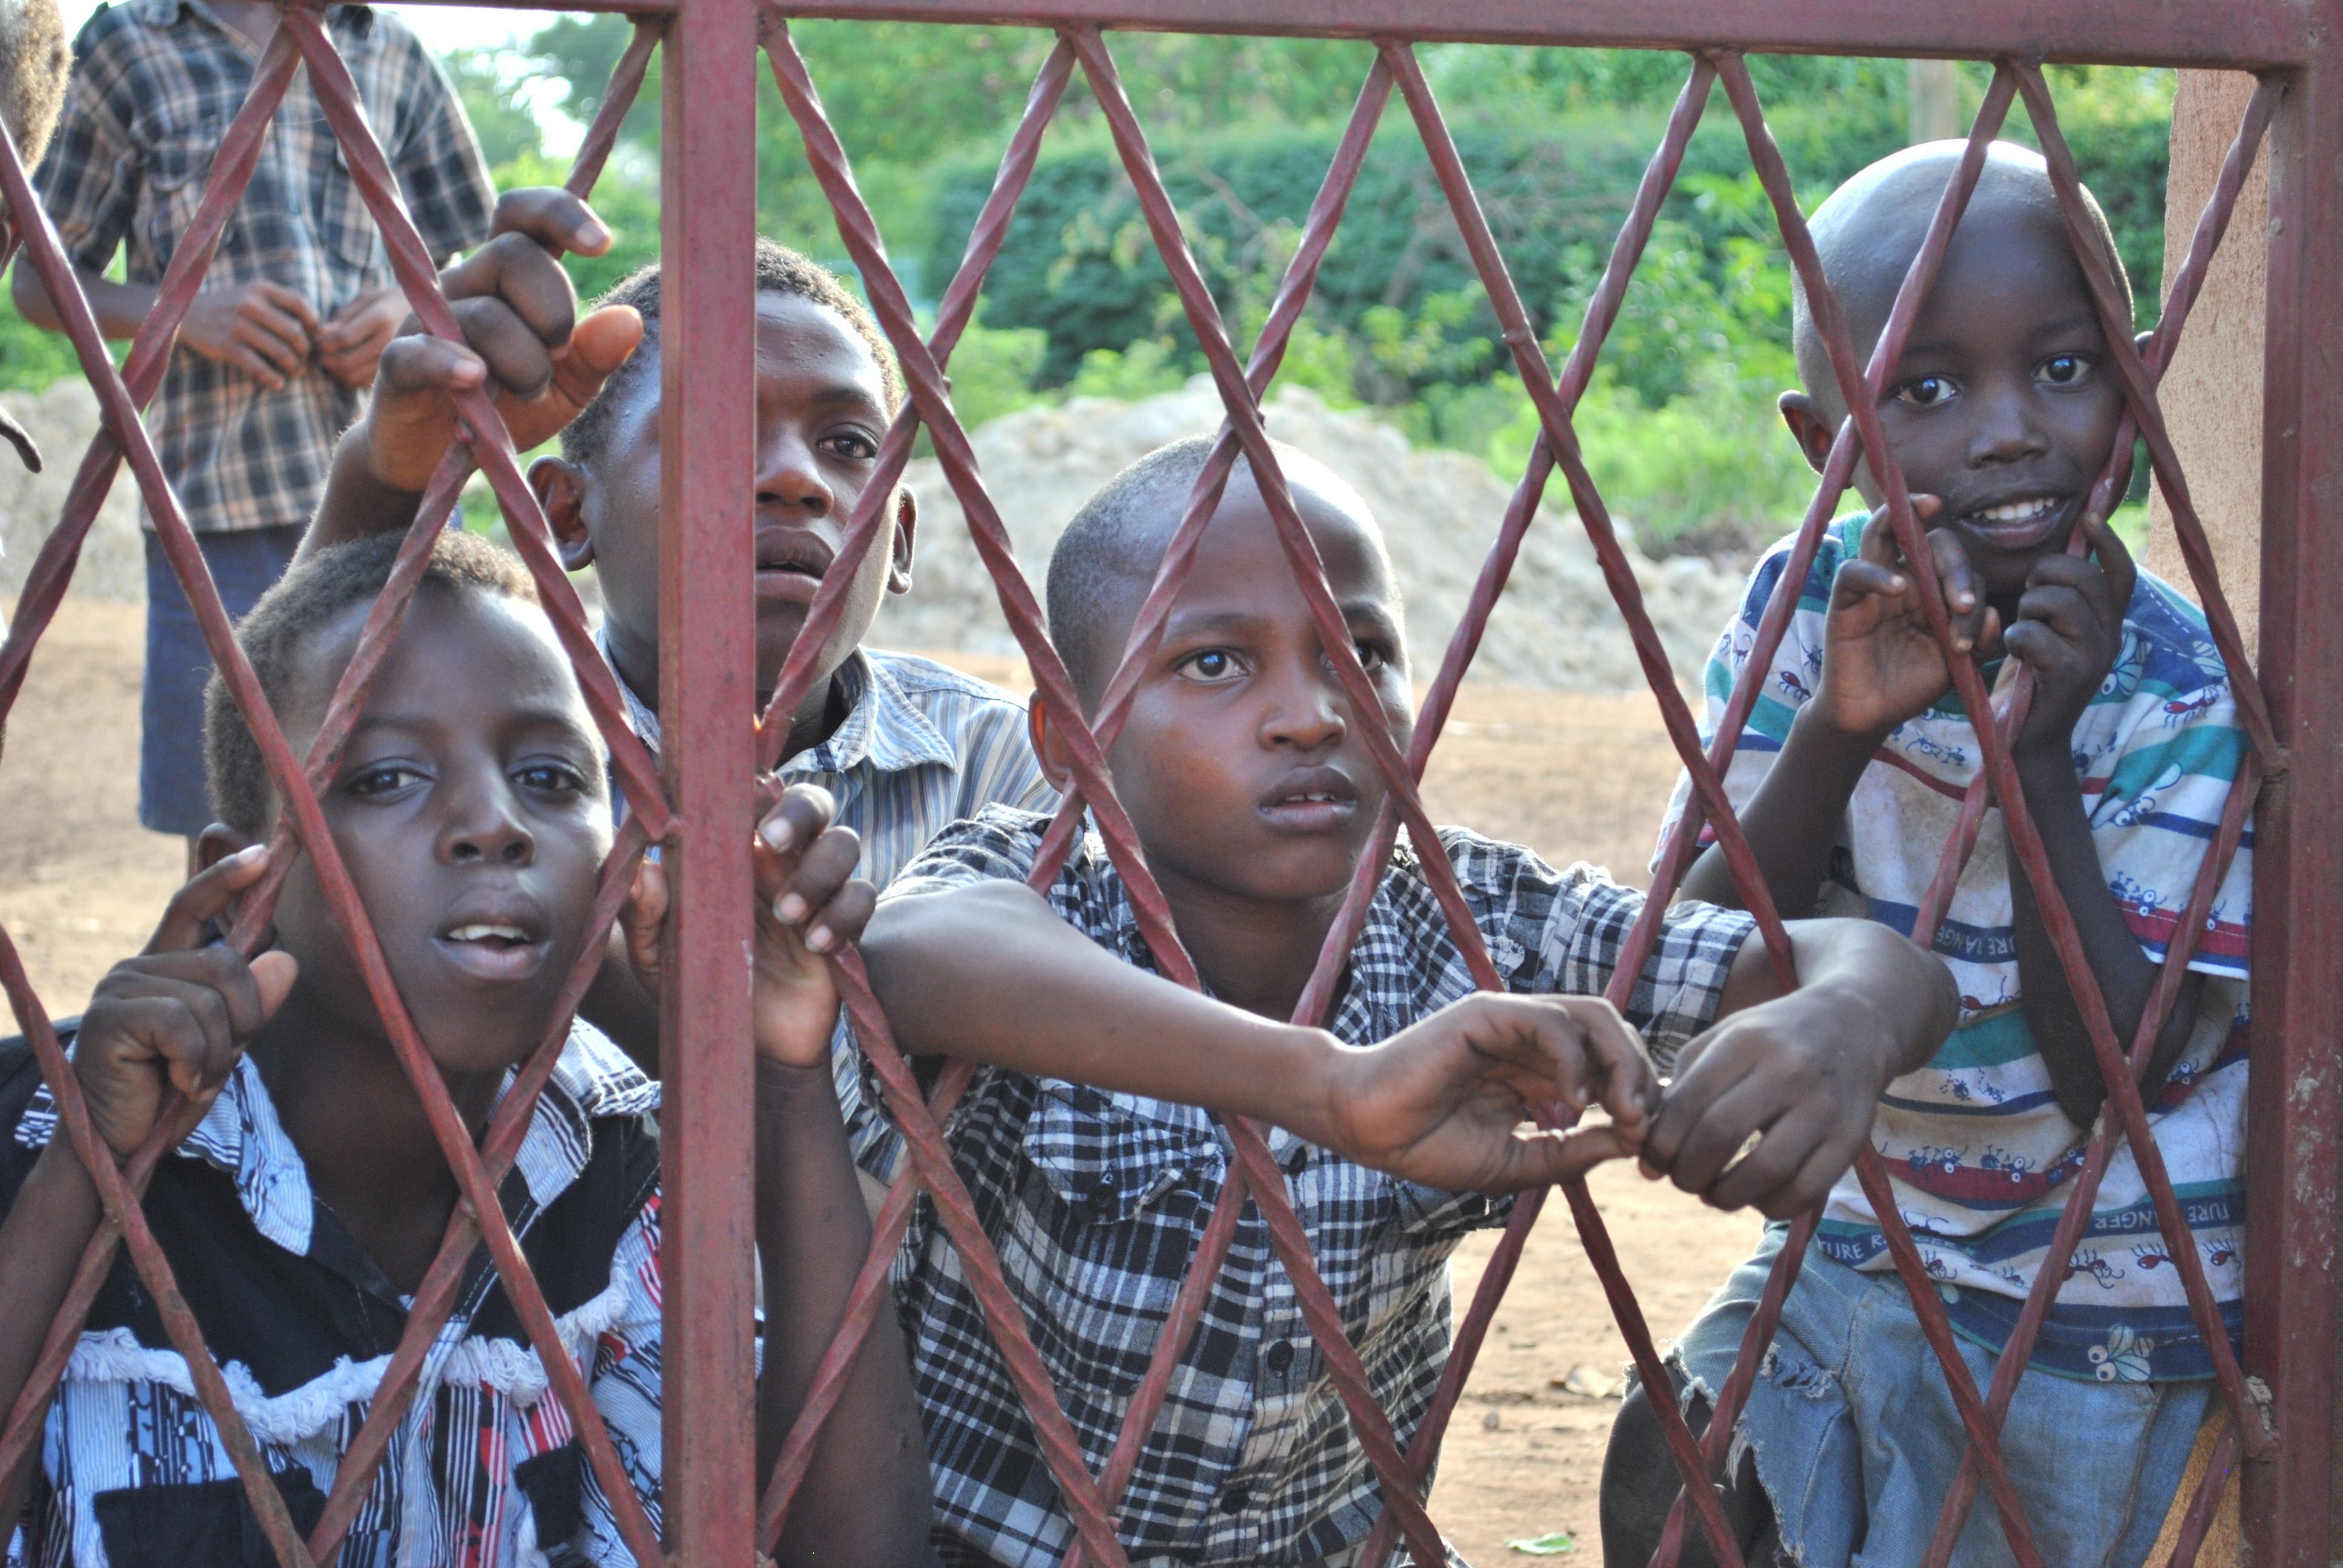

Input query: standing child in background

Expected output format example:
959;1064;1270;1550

14;0;497;858
301;195;1053;1166
0;529;934;1567
1601;143;2253;1568
856;437;1961;1567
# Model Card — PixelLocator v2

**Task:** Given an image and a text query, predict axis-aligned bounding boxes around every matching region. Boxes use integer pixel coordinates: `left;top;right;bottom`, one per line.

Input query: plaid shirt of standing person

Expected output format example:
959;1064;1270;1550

866;806;1758;1568
31;0;496;536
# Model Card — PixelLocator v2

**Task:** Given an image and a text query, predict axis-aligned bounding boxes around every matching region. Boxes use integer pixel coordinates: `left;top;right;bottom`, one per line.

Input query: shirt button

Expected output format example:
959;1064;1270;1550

1265;1341;1294;1373
1286;1145;1309;1177
1086;1178;1118;1214
1219;1486;1251;1515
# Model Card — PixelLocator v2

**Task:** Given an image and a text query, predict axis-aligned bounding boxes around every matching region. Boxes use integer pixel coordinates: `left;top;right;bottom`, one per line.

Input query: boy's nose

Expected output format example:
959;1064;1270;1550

1968;381;2053;465
1260;667;1348;752
441;782;536;867
757;438;836;517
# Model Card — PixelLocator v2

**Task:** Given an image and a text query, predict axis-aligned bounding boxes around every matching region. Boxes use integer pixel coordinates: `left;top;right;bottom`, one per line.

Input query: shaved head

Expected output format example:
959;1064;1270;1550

1045;437;1392;707
1791;141;2130;422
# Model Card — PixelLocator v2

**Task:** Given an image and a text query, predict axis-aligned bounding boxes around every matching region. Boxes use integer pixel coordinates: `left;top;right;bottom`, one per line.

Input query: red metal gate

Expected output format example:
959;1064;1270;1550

0;2;2336;1565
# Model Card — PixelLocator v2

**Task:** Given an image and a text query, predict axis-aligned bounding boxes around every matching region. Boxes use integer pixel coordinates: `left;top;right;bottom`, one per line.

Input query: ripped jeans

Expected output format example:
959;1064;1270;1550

1653;1224;2209;1567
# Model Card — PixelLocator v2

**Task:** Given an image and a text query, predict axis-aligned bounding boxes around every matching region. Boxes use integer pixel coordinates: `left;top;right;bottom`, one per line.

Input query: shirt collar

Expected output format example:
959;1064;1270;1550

596;631;960;782
18;1022;655;1260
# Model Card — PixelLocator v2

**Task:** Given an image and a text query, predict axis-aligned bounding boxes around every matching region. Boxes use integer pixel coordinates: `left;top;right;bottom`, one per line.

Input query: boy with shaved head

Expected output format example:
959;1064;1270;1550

859;436;1958;1566
1601;145;2254;1566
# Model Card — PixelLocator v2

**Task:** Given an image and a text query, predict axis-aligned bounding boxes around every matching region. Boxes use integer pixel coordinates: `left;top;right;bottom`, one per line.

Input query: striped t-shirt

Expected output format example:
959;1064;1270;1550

1657;515;2253;1382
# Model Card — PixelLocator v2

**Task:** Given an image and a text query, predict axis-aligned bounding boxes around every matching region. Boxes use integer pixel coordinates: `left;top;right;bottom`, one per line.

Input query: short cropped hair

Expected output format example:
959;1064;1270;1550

1046;435;1365;702
203;531;539;837
0;0;68;168
559;238;904;474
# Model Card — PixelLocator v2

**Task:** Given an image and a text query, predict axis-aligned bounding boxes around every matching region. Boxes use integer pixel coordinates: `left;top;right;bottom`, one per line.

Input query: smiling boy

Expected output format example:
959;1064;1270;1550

856;438;1959;1567
1600;145;2254;1567
0;531;935;1566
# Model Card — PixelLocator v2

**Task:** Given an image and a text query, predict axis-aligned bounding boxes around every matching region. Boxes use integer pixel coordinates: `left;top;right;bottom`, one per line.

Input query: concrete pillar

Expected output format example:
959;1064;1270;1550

1909;59;1958;143
2144;70;2269;656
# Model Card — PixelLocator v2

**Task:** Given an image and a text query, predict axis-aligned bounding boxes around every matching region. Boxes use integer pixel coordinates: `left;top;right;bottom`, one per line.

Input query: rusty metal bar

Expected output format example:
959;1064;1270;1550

761;0;2310;69
654;0;764;1556
2244;10;2343;1560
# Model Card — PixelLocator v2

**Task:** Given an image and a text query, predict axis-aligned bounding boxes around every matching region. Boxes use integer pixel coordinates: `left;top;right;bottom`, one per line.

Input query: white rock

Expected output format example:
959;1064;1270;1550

0;379;146;607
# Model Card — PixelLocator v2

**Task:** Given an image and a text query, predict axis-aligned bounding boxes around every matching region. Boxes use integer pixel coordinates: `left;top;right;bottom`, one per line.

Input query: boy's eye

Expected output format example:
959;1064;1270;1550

1354;640;1390;673
1178;649;1241;682
822;433;878;461
347;763;425;797
514;762;588;796
1895;374;1958;408
2037;354;2089;387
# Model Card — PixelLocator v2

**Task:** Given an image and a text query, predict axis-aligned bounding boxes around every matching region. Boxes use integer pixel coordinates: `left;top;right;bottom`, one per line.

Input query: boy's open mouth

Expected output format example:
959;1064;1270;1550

755;529;834;609
434;912;550;983
1258;767;1360;832
1951;491;2072;552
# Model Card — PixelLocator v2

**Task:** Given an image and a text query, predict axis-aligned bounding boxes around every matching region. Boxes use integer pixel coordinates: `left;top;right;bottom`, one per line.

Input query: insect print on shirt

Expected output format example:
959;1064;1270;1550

1776;668;1813;704
1976;1146;2033;1183
2130;1244;2175;1272
2160;688;2222;728
1907;1144;1967;1177
2089;1324;2157;1382
2065;1247;2128;1289
2202;1239;2238;1270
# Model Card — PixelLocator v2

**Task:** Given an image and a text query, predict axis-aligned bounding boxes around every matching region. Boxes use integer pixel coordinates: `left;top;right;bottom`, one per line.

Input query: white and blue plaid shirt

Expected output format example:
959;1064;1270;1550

869;808;1758;1568
608;643;1056;1170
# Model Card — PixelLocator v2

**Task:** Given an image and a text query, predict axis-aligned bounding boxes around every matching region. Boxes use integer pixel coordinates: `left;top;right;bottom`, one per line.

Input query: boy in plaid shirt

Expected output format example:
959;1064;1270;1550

856;437;1960;1567
15;0;494;851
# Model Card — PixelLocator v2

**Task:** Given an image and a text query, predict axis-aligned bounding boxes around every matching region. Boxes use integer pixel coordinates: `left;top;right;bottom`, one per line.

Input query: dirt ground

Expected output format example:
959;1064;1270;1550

0;598;1761;1563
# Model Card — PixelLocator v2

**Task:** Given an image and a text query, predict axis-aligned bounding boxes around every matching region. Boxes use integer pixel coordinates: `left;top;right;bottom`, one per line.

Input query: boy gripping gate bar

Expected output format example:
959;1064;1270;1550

0;2;2332;1566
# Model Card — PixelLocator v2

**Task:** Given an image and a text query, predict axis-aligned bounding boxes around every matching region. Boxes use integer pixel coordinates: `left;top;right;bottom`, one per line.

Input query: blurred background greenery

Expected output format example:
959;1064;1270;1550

0;22;2172;555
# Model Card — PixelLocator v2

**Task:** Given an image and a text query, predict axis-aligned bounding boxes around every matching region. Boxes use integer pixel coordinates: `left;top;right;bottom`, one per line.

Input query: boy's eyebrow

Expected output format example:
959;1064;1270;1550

346;705;598;740
1897;312;2109;361
806;382;888;412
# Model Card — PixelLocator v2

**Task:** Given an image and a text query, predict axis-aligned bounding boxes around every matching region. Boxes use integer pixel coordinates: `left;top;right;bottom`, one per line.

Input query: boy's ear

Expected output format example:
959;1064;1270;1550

531;456;595;572
1778;391;1837;477
195;824;254;874
1026;696;1075;793
888;484;917;596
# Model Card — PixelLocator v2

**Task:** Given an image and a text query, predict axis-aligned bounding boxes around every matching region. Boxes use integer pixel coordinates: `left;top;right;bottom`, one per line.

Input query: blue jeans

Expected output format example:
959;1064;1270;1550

140;525;302;835
1661;1226;2209;1567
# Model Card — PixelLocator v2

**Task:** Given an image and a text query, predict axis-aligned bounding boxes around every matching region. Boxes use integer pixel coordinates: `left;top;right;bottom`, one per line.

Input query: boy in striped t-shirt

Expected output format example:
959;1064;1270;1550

1601;143;2252;1567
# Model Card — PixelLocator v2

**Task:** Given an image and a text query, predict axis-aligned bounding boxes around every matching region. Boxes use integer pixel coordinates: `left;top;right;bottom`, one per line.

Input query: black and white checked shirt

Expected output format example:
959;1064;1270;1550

871;808;1758;1567
33;1;495;535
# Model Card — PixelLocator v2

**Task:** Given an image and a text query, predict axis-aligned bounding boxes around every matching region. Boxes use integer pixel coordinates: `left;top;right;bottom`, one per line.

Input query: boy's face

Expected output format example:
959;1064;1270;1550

539;292;914;710
1090;477;1415;911
1783;198;2127;602
253;587;614;1077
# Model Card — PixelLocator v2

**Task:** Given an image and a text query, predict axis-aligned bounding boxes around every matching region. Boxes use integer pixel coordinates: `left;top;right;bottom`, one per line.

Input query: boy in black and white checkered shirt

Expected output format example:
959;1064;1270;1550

857;437;1962;1567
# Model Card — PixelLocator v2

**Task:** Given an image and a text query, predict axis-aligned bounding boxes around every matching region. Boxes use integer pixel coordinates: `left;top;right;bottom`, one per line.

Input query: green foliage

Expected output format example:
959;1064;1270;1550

441;47;544;169
0;287;84;393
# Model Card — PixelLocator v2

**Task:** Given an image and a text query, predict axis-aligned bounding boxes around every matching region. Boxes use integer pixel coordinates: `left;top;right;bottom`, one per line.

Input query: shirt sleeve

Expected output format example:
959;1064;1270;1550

1453;831;1756;1069
381;28;494;263
880;805;1049;902
31;25;139;274
2085;616;2255;982
1651;525;1843;874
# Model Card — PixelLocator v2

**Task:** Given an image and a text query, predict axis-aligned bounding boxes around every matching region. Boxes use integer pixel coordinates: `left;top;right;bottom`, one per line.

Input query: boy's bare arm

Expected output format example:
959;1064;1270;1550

302;189;638;560
15;264;323;392
861;881;1660;1195
2001;515;2204;1128
1639;917;1957;1218
1680;500;1990;915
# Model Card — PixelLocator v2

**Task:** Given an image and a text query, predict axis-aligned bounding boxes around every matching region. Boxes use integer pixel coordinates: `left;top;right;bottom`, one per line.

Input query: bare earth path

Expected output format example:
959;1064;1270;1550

0;601;1759;1561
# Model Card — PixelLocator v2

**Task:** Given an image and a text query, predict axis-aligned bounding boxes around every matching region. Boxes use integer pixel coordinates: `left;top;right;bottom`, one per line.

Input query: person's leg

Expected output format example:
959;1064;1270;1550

1601;1371;1777;1568
138;523;303;848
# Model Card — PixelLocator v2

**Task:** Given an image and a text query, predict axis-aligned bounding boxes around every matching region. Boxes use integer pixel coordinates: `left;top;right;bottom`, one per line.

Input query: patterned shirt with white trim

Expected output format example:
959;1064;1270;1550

868;806;1758;1568
1;1022;664;1568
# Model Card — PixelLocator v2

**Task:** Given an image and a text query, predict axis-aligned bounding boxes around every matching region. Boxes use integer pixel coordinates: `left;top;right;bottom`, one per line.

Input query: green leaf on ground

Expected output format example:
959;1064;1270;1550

1506;1532;1577;1556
